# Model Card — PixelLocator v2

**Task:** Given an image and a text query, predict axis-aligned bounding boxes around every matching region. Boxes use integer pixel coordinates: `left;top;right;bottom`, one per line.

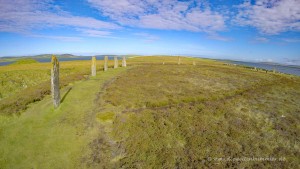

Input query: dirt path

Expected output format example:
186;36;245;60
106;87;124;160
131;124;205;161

0;68;127;169
84;69;130;168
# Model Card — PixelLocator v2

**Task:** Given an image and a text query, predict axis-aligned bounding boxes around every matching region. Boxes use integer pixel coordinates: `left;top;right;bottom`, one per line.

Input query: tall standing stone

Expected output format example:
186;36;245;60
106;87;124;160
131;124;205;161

51;55;60;108
114;56;118;69
193;61;196;66
91;56;96;76
104;56;108;71
178;56;181;65
122;56;127;67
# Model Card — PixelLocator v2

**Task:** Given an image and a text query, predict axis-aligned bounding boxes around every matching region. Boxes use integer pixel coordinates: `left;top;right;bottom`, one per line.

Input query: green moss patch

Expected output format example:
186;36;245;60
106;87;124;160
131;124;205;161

97;112;115;123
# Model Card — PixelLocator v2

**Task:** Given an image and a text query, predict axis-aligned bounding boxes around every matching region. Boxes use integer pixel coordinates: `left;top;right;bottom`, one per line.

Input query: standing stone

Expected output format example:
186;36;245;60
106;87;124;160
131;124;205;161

163;62;165;65
104;56;108;71
193;61;196;66
51;55;60;108
91;56;96;76
273;68;276;73
114;56;118;69
254;67;257;71
122;56;127;67
178;56;181;65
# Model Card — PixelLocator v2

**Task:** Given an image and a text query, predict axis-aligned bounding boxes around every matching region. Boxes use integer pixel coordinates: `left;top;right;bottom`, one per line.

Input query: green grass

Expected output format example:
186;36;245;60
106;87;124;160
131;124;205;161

11;58;38;65
0;56;299;168
0;60;117;114
97;112;115;123
0;60;91;99
0;67;127;168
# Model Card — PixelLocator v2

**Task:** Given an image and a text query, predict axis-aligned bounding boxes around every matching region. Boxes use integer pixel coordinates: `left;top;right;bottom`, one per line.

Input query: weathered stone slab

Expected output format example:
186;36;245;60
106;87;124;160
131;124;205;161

51;55;60;108
122;56;126;67
193;61;196;66
178;56;181;65
104;56;108;71
91;56;96;76
114;56;118;69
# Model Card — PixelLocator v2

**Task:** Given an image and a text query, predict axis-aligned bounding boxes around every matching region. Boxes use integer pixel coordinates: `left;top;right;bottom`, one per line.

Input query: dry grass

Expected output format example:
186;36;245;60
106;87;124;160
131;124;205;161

0;56;299;168
97;56;300;168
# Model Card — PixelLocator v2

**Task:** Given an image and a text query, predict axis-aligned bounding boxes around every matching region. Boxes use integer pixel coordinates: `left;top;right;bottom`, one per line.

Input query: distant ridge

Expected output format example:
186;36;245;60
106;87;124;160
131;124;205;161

217;59;300;67
33;54;79;58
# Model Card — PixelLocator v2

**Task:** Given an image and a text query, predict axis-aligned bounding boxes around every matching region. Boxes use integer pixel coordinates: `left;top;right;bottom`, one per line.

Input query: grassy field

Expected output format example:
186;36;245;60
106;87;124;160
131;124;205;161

0;67;127;168
0;56;299;168
0;58;118;115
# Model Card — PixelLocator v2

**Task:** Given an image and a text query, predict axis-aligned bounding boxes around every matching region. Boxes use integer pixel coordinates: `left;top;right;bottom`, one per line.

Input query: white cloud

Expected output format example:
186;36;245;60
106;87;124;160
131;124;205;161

282;58;300;65
134;32;160;42
87;0;226;33
30;34;82;42
234;0;300;34
254;37;269;43
2;0;298;42
77;29;112;37
207;33;232;41
0;0;119;34
282;38;300;43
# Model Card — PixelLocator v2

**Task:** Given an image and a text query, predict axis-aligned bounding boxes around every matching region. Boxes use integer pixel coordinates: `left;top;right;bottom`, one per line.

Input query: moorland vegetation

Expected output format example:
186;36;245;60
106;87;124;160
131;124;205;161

0;56;299;168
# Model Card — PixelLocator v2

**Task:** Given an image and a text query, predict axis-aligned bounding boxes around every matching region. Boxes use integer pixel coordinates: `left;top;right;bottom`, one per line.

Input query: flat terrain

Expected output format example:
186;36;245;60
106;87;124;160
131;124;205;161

0;56;299;168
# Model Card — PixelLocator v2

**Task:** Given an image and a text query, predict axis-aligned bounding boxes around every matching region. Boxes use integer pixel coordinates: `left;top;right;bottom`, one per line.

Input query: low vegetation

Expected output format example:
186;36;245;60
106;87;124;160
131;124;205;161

110;75;299;168
0;68;127;169
0;56;299;168
0;60;114;115
11;58;38;65
100;57;300;168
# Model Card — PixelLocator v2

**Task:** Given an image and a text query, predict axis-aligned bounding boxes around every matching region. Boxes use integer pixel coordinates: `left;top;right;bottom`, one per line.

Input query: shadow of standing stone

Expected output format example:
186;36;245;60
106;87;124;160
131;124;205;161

61;87;72;103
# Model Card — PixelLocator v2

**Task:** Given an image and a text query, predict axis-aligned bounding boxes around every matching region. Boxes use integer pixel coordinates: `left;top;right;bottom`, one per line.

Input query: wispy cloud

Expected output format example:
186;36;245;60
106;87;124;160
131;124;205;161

255;58;274;63
77;29;112;38
134;33;160;42
281;38;300;43
30;34;82;42
207;33;232;41
253;37;269;43
87;0;226;33
234;0;300;34
1;0;299;41
0;0;119;34
282;58;300;65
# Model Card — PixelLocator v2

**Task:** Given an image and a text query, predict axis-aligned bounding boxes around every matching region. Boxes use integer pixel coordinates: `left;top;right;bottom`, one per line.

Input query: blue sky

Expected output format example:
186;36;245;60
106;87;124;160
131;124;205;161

0;0;299;65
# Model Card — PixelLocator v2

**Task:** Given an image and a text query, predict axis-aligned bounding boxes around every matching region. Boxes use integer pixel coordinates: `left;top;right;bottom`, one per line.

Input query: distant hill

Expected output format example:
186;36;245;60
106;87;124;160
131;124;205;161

33;54;79;58
0;54;81;62
0;54;135;63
